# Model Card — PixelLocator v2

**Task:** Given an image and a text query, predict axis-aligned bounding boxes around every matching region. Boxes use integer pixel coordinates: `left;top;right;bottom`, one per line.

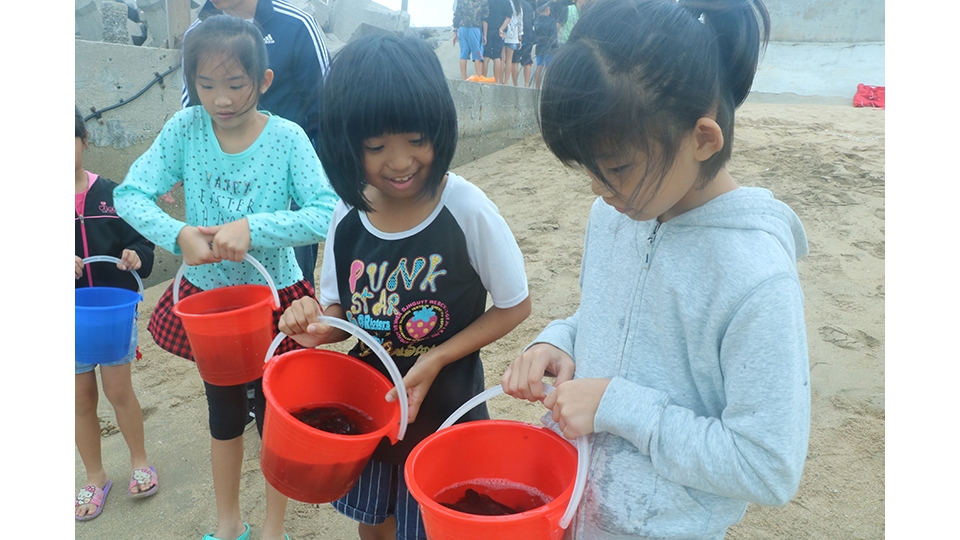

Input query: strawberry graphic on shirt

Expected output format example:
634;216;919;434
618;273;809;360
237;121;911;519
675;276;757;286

405;306;438;340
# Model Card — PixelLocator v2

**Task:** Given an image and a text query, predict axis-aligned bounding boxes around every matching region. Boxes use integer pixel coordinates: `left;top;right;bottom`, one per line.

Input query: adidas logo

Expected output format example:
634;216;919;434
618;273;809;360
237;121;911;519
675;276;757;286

263;33;275;44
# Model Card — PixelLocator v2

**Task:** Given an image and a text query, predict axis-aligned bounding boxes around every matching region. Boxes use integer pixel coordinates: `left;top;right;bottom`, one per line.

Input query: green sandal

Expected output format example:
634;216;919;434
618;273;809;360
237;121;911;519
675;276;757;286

201;523;250;540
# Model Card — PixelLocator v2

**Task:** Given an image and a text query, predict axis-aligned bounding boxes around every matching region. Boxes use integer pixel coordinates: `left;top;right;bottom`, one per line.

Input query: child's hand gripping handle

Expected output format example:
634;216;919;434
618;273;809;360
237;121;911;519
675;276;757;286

438;383;589;529
81;255;144;295
262;316;409;442
171;253;280;308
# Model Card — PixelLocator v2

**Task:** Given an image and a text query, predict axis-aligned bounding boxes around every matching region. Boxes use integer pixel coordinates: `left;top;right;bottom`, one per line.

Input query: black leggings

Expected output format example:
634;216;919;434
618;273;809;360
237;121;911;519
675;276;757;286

203;378;266;440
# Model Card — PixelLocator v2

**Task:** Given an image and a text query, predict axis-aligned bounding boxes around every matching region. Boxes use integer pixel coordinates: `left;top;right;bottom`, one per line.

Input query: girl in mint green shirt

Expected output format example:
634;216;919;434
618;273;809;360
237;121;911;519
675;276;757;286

114;15;337;540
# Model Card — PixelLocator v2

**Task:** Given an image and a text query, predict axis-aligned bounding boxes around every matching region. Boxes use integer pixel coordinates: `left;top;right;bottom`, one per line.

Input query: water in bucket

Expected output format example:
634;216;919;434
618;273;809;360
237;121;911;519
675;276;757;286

260;318;408;504
405;385;588;540
290;403;375;435
171;255;280;386
260;348;403;503
406;420;579;540
174;284;276;386
437;480;552;515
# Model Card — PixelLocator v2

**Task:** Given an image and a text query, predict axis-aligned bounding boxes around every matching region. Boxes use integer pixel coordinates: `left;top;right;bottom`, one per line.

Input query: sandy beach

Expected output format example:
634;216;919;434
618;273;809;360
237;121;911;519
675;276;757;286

74;101;884;539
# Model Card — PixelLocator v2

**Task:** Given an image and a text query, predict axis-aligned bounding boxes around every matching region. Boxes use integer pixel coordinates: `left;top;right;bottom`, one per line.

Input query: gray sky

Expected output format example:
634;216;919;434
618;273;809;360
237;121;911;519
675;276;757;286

373;0;454;27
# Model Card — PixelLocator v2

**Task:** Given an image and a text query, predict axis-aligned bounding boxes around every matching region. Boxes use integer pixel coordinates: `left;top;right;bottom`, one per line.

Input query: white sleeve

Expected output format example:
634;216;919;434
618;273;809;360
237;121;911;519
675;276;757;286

444;174;529;308
317;201;350;308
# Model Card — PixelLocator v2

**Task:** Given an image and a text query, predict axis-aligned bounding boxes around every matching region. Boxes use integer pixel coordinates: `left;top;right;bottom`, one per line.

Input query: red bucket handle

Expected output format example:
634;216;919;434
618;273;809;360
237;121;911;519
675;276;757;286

172;253;280;308
82;255;144;295
438;383;589;530
263;316;409;442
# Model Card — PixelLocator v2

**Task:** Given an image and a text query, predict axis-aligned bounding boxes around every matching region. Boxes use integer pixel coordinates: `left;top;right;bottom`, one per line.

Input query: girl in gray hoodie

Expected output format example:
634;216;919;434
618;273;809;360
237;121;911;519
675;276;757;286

501;1;810;538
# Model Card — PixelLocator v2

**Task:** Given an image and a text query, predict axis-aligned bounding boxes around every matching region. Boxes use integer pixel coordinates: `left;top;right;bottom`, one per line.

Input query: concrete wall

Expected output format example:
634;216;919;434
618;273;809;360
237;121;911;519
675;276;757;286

76;39;187;288
765;0;884;42
449;80;540;169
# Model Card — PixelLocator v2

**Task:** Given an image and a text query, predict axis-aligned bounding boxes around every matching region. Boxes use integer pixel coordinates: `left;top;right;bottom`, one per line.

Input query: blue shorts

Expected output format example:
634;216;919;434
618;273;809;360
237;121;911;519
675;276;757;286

332;458;426;540
504;41;520;51
537;54;554;67
75;311;139;374
457;27;483;61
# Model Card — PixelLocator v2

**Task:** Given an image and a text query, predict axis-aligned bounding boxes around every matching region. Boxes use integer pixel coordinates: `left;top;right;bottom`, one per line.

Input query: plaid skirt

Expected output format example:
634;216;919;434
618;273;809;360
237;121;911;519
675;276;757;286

148;277;314;361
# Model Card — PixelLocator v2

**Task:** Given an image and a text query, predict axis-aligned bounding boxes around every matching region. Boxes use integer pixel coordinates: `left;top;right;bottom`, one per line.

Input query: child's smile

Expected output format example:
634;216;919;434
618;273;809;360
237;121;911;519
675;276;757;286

362;133;435;200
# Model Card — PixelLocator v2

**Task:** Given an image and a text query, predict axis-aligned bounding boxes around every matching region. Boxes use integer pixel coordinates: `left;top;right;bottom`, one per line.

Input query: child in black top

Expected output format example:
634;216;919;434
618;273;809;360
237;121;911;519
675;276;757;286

533;0;559;89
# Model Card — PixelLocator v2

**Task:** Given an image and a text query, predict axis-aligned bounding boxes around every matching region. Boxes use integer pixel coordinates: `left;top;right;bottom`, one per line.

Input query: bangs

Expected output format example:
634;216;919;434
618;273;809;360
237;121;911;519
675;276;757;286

349;67;444;142
539;42;655;174
539;39;685;197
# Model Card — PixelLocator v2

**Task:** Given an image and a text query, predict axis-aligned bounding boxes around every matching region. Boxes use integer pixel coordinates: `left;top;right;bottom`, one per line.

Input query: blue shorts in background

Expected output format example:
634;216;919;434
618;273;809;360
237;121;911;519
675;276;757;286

537;53;553;67
457;27;483;61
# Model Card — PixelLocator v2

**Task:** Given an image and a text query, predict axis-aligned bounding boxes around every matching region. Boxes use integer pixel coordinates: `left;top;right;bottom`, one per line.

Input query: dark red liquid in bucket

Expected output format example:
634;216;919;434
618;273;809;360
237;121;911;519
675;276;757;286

291;403;375;435
439;485;550;516
405;420;578;540
172;284;275;386
261;349;401;504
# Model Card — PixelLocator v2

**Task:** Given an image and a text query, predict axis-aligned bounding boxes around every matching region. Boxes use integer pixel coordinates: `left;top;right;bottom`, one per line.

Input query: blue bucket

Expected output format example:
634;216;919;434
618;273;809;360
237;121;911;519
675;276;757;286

75;256;144;364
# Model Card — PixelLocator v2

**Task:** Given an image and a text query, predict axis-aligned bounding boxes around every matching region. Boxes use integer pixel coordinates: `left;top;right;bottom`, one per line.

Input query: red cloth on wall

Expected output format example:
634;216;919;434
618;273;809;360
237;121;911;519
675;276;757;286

854;84;885;109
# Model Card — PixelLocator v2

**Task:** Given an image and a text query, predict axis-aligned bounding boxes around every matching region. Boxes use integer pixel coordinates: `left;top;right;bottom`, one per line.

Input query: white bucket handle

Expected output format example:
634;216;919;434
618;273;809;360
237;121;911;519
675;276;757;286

438;383;589;530
262;316;408;441
81;255;144;295
172;253;280;308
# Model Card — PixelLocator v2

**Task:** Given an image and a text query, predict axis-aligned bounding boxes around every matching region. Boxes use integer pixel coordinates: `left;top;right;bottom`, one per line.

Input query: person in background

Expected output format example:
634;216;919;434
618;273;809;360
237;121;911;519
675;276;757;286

482;0;512;82
501;1;810;538
75;106;158;521
513;0;536;87
532;0;558;90
453;0;489;80
499;0;523;84
558;0;589;44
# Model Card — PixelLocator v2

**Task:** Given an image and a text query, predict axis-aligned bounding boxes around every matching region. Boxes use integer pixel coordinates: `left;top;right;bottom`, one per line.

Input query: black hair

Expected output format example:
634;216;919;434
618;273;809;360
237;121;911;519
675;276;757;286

551;1;570;25
317;34;458;212
75;106;88;141
539;0;770;200
181;14;270;113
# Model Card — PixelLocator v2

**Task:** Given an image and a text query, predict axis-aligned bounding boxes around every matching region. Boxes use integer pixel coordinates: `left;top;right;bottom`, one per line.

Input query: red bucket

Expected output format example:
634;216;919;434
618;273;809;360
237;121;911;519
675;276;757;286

260;318;409;503
405;386;588;540
171;254;280;386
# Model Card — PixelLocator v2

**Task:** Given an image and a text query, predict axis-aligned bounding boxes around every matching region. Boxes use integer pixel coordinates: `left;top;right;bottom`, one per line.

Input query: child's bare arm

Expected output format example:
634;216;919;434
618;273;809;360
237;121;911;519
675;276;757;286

387;296;532;422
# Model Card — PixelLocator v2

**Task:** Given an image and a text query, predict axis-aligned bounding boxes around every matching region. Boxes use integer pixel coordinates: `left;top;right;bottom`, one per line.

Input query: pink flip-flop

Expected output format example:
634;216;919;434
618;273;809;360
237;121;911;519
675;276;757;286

75;479;112;521
128;466;159;498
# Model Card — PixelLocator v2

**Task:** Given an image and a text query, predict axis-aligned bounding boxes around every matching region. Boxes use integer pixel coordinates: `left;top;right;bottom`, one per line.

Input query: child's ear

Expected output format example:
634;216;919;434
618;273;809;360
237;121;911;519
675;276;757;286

692;117;724;162
260;69;275;95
